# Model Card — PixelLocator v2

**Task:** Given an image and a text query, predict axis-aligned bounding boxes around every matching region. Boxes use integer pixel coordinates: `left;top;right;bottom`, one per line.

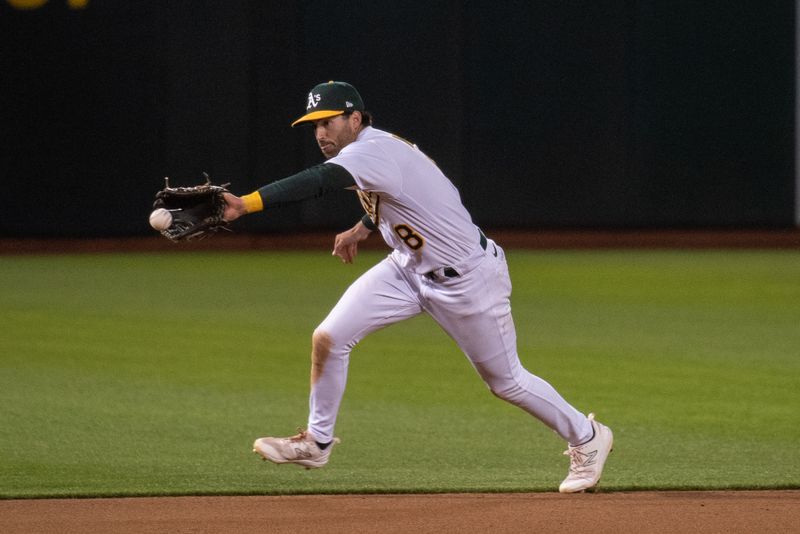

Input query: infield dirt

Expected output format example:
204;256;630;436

2;491;799;533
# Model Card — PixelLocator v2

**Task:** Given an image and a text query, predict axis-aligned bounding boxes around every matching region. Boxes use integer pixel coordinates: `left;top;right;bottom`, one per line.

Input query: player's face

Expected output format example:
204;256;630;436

313;114;359;159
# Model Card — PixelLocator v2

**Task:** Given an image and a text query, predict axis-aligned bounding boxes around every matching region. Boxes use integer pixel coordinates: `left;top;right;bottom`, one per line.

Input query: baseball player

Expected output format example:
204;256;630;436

223;81;613;492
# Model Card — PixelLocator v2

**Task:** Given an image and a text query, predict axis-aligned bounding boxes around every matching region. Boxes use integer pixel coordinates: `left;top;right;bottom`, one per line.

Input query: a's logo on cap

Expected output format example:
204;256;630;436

307;92;321;110
345;101;354;108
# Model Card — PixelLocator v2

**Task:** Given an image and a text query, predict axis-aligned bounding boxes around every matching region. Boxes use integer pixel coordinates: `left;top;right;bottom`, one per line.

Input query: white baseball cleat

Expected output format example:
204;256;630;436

559;413;614;493
253;429;340;469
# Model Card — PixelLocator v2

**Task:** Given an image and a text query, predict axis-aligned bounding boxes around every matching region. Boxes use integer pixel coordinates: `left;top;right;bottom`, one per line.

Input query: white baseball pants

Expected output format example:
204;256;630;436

308;240;593;446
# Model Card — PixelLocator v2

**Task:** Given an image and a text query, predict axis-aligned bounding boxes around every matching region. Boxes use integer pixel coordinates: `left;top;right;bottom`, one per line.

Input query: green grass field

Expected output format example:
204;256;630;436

1;249;798;498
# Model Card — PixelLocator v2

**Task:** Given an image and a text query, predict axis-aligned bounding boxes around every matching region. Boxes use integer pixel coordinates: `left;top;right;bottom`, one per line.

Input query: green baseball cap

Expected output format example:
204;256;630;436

291;81;365;127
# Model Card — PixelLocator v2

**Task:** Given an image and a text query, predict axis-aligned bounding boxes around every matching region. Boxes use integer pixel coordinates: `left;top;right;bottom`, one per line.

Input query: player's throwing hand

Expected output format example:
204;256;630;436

332;221;372;263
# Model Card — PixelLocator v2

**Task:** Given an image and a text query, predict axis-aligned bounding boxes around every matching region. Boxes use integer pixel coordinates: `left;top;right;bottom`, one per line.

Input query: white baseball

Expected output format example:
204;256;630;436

149;208;173;231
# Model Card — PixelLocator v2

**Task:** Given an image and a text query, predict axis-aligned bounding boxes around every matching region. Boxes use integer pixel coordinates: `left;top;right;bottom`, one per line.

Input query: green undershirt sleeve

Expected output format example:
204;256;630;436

255;162;355;209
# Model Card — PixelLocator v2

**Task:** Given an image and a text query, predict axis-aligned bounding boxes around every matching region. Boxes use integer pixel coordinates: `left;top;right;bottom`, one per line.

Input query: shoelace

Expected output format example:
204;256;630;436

282;429;316;460
288;428;310;442
563;448;592;476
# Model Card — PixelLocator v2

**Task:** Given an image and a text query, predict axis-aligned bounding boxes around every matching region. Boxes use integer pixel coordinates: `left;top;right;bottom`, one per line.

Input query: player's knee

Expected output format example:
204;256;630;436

488;379;524;404
312;328;330;345
311;329;333;359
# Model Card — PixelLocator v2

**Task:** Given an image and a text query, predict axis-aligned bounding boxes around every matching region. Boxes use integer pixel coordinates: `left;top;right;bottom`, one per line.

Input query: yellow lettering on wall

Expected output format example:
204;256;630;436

7;0;49;9
6;0;89;8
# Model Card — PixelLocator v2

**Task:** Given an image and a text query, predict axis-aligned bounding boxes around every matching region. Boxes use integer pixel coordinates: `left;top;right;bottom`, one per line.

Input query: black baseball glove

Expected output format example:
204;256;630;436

152;173;232;241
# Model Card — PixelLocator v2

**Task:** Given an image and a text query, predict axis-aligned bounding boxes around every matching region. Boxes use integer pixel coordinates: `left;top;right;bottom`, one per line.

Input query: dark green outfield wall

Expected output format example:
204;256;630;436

1;1;795;237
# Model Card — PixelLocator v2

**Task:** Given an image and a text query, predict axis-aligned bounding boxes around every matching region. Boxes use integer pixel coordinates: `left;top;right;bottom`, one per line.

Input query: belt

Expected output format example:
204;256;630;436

425;230;488;281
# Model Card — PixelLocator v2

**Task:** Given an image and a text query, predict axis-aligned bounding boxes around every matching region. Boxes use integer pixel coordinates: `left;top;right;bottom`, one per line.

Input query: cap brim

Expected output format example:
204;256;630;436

291;109;344;127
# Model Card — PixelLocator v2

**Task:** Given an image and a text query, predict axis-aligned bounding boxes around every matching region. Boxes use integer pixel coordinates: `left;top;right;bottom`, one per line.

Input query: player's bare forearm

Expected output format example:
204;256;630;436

332;221;372;264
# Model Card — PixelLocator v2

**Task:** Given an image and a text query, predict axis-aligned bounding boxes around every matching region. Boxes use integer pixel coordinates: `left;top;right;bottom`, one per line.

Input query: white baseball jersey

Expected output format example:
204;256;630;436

327;126;481;274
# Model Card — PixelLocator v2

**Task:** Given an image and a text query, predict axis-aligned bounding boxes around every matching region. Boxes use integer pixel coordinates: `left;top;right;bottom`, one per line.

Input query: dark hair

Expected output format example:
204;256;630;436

345;110;373;126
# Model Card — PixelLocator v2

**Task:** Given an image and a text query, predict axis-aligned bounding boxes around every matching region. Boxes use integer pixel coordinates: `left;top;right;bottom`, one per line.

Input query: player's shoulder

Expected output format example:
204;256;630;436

335;127;417;169
355;127;420;153
338;127;391;156
356;126;393;143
